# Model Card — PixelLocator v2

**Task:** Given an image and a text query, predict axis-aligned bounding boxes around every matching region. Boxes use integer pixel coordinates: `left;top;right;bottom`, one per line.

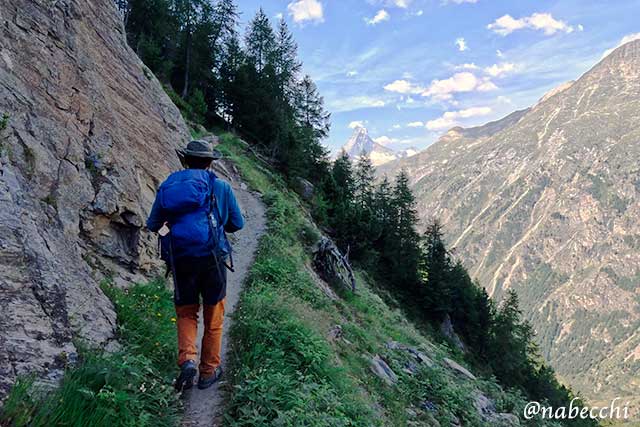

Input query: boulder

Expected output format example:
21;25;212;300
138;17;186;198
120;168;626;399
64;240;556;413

293;176;314;201
409;348;434;367
369;354;398;385
0;0;188;398
472;391;496;416
328;324;343;341
386;341;434;367
443;358;477;380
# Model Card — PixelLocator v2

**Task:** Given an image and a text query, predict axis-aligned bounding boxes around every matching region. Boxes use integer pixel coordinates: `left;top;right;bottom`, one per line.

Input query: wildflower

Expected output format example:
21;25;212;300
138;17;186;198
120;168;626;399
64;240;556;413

170;317;177;322
156;312;161;317
139;383;147;393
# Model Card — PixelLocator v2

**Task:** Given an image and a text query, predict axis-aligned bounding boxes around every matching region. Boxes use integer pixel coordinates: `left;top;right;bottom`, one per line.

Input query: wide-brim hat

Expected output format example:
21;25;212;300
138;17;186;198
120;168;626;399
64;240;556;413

176;139;223;160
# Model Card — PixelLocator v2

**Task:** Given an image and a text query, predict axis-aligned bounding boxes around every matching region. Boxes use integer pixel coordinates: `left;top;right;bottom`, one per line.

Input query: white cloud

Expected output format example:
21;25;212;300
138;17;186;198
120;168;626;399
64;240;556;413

426;107;492;130
377;0;411;8
346;70;359;77
287;0;324;24
384;79;425;94
414;10;424;16
602;32;640;59
366;9;390;25
426;117;457;130
392;124;402;129
373;136;394;145
488;13;573;36
455;37;468;52
422;72;497;100
407;121;424;127
455;63;479;70
496;49;504;58
275;12;284;20
390;0;410;7
477;80;498;91
330;96;386;112
348;121;366;129
484;62;515;77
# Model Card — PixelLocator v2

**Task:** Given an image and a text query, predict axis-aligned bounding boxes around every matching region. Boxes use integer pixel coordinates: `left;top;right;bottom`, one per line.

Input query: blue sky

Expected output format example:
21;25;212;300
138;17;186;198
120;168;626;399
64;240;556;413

236;0;640;153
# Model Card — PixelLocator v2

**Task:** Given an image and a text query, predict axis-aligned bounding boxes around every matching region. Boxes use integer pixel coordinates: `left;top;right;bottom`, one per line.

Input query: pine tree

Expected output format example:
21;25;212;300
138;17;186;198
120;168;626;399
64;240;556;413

274;19;302;98
219;31;243;123
421;219;452;317
327;151;356;250
207;0;240;117
353;154;375;211
371;176;393;265
125;0;177;79
173;0;209;98
489;290;532;388
245;8;276;73
295;76;330;141
211;0;239;43
388;170;421;290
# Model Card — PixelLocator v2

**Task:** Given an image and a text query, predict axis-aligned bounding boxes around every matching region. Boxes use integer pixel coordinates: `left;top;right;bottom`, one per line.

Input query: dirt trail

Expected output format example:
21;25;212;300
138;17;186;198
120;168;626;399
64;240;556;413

181;160;266;427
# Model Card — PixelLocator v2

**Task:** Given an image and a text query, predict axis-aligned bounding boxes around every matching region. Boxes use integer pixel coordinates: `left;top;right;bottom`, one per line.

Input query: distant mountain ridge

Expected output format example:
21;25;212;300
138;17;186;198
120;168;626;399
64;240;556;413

378;39;640;411
339;126;418;166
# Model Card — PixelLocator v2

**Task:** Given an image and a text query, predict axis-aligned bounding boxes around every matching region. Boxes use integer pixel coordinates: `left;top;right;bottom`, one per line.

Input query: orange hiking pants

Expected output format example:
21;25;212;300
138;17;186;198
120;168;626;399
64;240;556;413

175;299;225;377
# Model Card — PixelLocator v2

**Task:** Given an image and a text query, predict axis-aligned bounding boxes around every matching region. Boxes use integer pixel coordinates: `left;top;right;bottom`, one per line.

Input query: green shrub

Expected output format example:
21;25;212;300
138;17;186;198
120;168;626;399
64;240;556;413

0;113;8;132
188;89;207;125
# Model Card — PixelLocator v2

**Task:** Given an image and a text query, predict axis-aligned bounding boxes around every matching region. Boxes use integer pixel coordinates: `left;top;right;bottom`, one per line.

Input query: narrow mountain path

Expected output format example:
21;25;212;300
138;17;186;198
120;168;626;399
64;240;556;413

181;158;266;427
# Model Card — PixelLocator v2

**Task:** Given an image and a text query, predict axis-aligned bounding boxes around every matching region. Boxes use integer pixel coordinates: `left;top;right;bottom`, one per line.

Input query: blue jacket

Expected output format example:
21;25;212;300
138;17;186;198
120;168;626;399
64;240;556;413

146;169;244;258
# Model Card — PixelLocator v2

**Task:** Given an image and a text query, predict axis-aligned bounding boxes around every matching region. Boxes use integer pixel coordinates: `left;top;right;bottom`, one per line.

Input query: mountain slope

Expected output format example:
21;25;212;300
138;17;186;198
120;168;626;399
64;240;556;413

378;40;640;409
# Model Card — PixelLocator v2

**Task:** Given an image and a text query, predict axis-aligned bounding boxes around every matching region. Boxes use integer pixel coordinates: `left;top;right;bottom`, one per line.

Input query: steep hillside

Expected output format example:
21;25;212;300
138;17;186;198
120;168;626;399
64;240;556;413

378;40;640;409
213;135;549;427
0;0;188;398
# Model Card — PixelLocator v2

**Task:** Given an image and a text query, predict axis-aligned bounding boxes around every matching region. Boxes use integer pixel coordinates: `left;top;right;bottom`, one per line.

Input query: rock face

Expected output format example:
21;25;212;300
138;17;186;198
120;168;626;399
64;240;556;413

378;40;640;410
0;0;189;398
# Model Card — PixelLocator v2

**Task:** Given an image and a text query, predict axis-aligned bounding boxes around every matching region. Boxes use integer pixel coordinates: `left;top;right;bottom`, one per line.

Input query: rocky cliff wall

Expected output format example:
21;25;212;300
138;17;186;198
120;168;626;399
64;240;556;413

0;0;189;397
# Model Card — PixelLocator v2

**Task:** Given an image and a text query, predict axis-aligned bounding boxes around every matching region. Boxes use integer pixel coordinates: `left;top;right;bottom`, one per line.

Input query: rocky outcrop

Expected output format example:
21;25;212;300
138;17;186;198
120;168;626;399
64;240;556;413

369;354;398;385
0;0;188;398
440;314;466;352
292;176;314;201
442;358;476;381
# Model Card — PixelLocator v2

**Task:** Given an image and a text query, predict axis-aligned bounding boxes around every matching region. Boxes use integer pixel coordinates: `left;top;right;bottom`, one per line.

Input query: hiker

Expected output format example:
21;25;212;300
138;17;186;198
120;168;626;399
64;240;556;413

146;139;244;391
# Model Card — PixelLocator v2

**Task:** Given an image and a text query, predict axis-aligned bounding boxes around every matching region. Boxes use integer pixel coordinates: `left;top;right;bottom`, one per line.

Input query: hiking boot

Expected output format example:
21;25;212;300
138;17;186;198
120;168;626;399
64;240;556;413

197;365;223;390
175;360;197;391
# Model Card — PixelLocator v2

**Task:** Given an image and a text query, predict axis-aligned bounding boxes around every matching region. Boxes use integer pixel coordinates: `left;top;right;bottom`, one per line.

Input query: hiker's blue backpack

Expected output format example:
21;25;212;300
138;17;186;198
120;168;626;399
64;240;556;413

157;169;232;265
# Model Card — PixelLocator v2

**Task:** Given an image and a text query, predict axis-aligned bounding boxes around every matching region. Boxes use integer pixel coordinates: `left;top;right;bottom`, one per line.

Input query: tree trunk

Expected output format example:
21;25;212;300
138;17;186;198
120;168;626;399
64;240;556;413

181;26;192;99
